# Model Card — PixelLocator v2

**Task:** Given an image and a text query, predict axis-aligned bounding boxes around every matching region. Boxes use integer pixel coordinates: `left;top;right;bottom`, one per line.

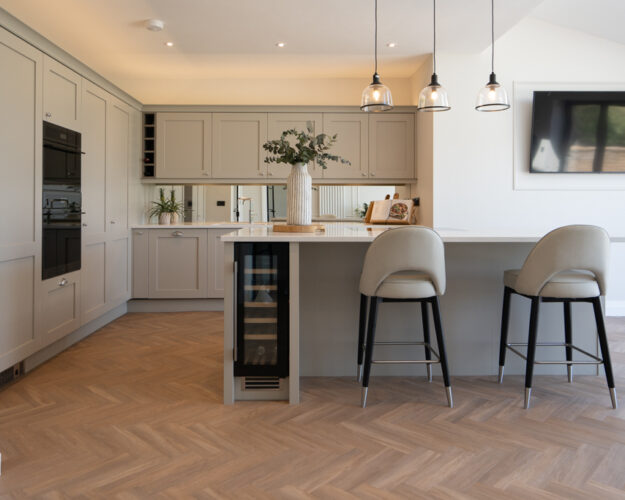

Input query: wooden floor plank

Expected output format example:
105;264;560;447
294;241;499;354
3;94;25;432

0;311;624;498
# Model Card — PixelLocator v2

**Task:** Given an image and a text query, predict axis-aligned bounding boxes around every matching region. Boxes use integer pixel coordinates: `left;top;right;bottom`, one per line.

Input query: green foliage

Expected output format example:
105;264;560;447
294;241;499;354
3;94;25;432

263;122;351;169
148;187;183;219
355;202;369;218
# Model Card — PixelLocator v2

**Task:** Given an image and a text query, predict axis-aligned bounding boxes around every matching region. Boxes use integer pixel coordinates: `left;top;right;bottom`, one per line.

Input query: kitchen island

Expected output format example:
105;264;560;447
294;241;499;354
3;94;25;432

221;223;624;404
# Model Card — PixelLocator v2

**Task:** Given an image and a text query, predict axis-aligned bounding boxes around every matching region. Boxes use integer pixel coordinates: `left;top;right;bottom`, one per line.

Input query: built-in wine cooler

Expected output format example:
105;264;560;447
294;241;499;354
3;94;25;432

234;243;289;378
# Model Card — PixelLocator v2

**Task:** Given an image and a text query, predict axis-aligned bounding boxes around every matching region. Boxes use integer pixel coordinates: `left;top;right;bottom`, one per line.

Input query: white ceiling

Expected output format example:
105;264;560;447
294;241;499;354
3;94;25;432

1;0;621;103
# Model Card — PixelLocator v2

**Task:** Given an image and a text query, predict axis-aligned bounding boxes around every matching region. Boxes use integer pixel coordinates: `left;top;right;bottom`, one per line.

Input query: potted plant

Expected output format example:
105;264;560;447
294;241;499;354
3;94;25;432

263;123;349;226
148;188;182;225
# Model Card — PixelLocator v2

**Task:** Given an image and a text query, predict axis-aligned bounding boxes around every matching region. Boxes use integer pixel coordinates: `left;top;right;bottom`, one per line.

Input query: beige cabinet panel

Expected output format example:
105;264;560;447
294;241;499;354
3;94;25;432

212;113;267;179
132;230;149;298
267;113;323;179
322;113;368;179
148;229;208;298
81;81;107;236
155;113;211;178
81;241;106;324
369;114;415;179
40;271;80;345
207;229;234;298
106;99;130;231
106;236;130;305
43;55;81;130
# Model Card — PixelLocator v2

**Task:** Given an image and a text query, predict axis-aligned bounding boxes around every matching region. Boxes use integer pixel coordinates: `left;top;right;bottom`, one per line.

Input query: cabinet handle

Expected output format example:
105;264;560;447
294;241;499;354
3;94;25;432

82;223;88;227
172;230;184;237
45;112;52;118
135;231;144;235
267;172;273;176
59;278;68;287
81;211;87;215
370;172;376;177
233;260;238;362
110;220;116;224
202;172;209;176
361;172;367;176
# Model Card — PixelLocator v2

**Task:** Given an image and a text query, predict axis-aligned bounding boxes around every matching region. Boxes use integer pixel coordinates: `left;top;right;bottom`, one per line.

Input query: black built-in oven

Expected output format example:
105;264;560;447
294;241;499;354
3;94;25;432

42;121;82;280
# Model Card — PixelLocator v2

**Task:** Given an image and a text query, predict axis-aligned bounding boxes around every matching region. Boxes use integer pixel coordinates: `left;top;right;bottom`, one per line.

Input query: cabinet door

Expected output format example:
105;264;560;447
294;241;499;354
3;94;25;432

0;28;42;371
369;114;415;179
106;235;130;305
40;271;81;345
267;113;323;179
155;113;211;178
43;55;81;130
132;229;149;298
207;229;236;298
322;113;368;179
212;113;267;179
106;98;130;231
148;229;208;298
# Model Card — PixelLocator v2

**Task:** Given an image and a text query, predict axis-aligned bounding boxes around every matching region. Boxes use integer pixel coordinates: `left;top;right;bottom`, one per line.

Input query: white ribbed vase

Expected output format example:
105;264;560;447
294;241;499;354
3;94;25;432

287;162;312;225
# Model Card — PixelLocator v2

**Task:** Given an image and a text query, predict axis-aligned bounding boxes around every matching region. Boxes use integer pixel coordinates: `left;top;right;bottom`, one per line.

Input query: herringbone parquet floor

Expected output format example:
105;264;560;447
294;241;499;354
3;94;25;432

1;312;625;499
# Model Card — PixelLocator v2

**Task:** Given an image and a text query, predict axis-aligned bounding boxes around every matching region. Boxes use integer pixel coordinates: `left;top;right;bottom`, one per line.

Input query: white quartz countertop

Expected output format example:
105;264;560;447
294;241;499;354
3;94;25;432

132;222;248;229
219;222;625;243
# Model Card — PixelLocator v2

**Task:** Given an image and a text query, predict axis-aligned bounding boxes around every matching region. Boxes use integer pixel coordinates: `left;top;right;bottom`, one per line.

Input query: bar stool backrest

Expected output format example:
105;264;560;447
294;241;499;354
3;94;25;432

359;226;446;297
515;225;610;297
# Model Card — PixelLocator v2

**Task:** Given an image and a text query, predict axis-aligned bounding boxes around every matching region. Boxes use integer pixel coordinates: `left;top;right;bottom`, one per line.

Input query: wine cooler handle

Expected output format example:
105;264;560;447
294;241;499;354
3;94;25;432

233;260;238;362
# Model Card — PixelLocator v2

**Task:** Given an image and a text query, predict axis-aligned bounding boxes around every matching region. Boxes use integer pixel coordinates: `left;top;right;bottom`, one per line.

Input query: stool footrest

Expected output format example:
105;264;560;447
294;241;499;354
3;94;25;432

506;342;603;365
372;359;440;365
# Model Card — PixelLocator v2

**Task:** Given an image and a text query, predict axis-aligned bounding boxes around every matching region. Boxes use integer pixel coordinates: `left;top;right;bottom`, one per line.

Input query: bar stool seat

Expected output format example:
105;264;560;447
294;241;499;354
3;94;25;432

377;272;436;299
504;269;600;298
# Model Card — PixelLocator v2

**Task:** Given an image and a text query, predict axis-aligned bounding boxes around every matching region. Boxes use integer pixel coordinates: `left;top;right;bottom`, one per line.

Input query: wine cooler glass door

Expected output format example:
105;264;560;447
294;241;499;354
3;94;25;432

235;243;289;377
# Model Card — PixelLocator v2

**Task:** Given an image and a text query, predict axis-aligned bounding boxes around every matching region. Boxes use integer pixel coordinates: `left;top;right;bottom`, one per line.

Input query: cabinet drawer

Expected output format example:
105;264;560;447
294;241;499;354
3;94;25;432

40;271;81;345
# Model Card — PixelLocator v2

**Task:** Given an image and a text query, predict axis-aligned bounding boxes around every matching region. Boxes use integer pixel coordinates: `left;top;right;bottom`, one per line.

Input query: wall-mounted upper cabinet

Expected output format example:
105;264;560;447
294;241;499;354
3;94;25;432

268;113;323;180
369;113;415;180
156;113;212;178
43;55;81;130
322;114;369;179
212;113;267;179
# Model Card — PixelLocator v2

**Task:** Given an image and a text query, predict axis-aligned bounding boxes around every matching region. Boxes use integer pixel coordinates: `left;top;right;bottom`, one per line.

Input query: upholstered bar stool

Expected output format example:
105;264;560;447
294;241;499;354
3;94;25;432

357;226;452;408
498;225;617;409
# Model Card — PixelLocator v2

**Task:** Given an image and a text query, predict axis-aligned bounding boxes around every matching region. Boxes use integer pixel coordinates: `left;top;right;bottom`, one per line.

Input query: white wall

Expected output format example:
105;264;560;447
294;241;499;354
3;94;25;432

426;18;625;311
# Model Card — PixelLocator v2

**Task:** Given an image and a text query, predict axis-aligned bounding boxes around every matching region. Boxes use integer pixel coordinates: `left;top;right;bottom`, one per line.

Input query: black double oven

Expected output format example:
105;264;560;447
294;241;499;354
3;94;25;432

42;121;82;280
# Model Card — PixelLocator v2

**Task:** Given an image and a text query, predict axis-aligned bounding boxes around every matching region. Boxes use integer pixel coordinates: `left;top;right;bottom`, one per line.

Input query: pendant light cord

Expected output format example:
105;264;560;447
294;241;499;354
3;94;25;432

433;0;437;74
374;0;378;74
491;0;495;74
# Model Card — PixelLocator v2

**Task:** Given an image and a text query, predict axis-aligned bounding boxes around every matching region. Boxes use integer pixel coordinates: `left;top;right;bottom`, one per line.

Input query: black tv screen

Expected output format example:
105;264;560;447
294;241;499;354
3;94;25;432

530;91;625;173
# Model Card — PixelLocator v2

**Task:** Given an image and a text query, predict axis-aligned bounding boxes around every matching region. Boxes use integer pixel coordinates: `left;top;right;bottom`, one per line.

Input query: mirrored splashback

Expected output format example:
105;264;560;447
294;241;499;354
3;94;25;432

144;184;412;224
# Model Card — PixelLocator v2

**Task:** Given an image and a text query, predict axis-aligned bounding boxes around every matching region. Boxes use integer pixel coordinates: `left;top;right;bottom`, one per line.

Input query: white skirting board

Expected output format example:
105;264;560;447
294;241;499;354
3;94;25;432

23;303;128;373
606;300;625;317
127;299;224;312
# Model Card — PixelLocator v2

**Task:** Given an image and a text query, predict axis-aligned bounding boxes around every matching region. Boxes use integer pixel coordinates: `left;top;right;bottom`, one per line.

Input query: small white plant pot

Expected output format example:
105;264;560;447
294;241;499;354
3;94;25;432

158;213;171;225
170;212;180;224
287;162;312;225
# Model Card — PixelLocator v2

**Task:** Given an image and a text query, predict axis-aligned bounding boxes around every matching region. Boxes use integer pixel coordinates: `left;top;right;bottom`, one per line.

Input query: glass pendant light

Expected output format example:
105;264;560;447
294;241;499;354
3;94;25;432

418;0;450;112
476;0;510;111
361;0;393;112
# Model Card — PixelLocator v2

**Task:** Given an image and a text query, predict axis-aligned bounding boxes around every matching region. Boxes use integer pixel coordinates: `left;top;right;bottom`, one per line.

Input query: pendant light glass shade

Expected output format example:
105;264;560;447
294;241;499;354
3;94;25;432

476;0;509;112
418;0;450;112
361;0;393;112
475;73;509;111
361;73;393;112
418;73;450;112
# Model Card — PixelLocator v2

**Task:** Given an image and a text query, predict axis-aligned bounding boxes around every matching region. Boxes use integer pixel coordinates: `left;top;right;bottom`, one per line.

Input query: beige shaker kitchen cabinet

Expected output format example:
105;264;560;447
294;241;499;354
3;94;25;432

40;271;81;345
211;113;267;179
132;230;149;298
155;113;212;178
0;28;42;371
267;113;323;179
322;113;369;179
368;113;415;180
42;55;81;130
207;229;234;298
147;229;208;298
106;97;130;231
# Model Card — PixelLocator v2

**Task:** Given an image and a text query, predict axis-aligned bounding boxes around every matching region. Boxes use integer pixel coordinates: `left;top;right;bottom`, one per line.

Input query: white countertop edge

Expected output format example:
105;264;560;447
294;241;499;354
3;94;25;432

132;223;247;229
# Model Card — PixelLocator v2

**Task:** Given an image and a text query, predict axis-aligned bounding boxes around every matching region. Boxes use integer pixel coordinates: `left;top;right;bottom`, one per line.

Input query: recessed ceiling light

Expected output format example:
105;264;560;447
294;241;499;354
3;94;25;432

145;19;165;32
165;41;174;47
275;42;286;48
387;42;397;48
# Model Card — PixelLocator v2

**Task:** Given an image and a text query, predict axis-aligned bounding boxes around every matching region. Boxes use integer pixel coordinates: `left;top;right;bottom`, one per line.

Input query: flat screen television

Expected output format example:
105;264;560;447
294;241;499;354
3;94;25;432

530;91;625;173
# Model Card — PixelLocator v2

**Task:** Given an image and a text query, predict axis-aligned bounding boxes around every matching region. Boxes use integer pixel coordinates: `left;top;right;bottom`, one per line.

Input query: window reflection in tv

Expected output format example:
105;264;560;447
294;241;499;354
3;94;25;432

530;91;625;173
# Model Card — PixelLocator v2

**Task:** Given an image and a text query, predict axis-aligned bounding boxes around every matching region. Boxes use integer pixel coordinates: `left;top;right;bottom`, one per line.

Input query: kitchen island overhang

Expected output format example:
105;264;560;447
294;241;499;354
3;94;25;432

221;224;625;404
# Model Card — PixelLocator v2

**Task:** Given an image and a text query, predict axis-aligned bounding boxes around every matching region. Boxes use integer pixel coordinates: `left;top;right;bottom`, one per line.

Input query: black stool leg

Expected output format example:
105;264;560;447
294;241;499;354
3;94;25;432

498;287;512;383
361;296;380;408
524;297;540;409
421;301;432;382
564;301;573;383
357;294;368;382
431;297;453;408
592;297;618;409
